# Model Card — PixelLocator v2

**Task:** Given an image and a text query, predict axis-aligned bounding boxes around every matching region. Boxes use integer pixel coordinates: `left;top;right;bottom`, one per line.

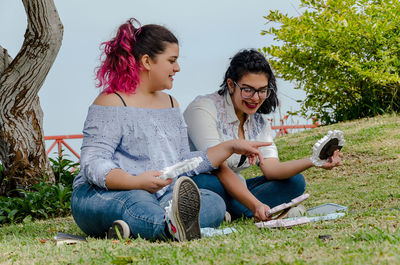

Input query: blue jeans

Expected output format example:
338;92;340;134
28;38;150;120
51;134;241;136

71;183;226;240
190;173;306;220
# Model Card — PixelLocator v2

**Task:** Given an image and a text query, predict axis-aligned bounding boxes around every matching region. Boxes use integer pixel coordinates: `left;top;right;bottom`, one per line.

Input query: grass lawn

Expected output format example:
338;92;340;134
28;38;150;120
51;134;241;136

1;114;399;264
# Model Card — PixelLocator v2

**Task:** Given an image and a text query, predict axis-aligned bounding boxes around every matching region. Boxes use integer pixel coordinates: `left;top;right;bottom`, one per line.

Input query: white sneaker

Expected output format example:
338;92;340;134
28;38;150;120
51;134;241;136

165;176;201;241
286;204;307;218
107;220;130;239
224;211;232;223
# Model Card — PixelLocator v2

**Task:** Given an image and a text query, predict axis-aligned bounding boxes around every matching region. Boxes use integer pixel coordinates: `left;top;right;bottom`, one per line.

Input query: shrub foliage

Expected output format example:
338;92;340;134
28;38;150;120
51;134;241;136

262;0;400;124
0;154;78;225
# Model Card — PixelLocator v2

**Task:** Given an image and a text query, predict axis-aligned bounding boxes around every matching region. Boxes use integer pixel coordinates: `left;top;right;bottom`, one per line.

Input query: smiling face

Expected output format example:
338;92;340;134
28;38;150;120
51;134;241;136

148;42;180;90
228;73;269;120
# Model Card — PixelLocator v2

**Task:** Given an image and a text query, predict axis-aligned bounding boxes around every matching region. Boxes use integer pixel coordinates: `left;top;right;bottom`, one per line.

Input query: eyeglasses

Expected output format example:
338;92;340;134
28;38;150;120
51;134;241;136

233;81;273;100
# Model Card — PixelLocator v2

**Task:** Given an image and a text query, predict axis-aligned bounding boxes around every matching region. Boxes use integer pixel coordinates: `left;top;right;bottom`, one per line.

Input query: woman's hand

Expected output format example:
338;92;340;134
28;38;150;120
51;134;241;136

253;202;272;222
207;139;271;168
230;139;271;165
321;150;343;170
136;171;173;193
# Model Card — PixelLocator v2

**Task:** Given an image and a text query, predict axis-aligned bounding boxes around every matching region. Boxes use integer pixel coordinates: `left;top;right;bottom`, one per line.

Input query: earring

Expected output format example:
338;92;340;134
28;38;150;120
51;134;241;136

147;71;151;81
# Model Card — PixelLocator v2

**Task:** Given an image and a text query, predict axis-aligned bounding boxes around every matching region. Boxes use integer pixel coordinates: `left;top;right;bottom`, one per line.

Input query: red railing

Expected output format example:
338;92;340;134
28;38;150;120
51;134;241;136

45;134;83;159
44;118;319;159
271;116;319;137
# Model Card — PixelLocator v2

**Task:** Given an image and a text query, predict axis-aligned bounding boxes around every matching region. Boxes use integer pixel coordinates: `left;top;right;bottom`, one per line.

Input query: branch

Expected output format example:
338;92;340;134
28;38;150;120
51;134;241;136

0;45;13;77
0;0;63;111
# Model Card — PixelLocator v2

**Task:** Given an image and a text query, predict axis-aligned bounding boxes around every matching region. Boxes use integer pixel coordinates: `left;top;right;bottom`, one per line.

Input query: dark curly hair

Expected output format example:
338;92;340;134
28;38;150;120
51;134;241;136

218;49;279;114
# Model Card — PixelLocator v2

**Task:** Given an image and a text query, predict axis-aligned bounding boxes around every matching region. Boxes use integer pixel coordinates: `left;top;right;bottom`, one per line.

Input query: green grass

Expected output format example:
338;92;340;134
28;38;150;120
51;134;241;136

1;114;400;264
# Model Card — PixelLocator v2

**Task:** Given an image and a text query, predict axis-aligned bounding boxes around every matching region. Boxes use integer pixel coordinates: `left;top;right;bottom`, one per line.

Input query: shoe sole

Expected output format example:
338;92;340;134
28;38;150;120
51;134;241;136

107;220;130;239
172;177;201;241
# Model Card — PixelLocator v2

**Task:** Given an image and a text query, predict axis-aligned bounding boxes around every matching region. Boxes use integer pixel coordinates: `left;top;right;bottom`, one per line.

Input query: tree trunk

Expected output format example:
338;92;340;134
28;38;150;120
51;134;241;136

0;0;63;195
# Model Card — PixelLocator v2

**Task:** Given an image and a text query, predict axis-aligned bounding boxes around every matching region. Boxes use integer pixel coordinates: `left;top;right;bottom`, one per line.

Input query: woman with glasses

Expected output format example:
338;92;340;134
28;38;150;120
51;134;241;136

184;49;342;221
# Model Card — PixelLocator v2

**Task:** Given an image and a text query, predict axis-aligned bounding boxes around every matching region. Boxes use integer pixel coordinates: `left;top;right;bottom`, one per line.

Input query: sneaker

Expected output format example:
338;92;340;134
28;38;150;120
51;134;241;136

165;176;201;241
286;204;307;218
224;211;232;223
107;220;130;240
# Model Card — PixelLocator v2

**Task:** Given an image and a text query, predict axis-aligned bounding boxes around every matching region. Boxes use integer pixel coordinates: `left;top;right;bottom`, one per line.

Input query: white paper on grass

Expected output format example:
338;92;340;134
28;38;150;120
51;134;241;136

200;227;237;237
255;213;346;229
255;217;310;229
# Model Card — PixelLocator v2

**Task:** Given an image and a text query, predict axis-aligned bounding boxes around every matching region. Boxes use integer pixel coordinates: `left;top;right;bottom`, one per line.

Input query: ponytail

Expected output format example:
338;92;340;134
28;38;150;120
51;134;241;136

96;18;178;94
96;18;141;94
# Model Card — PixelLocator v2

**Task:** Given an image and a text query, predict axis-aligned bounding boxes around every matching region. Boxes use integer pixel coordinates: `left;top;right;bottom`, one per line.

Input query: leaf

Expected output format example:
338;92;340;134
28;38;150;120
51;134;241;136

23;215;32;223
261;0;400;124
8;209;19;220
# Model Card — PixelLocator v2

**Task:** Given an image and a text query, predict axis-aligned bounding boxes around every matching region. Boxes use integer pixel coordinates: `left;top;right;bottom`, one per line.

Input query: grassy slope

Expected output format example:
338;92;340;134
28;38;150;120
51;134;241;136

0;114;399;264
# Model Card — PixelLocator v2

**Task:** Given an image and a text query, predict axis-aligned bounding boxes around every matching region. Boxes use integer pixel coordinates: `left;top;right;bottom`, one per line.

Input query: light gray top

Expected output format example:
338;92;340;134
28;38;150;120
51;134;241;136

184;92;278;186
73;104;214;197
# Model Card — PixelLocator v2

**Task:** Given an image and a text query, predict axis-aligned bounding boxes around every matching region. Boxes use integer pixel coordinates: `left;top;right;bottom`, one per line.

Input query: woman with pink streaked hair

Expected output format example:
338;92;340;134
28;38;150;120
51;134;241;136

71;18;271;242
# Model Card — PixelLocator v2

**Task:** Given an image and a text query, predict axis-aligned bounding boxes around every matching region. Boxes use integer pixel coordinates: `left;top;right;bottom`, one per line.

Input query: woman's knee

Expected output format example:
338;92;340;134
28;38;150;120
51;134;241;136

285;173;306;196
71;186;107;237
199;189;226;228
121;194;167;240
122;202;166;240
191;174;228;200
72;187;166;239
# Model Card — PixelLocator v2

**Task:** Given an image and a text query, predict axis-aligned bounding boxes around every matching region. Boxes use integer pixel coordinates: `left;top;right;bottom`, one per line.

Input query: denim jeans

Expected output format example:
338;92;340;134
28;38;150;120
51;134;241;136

71;183;226;240
190;173;306;220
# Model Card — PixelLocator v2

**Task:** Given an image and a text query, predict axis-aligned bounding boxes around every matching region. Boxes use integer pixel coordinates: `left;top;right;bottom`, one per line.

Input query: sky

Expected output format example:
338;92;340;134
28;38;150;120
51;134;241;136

0;0;306;159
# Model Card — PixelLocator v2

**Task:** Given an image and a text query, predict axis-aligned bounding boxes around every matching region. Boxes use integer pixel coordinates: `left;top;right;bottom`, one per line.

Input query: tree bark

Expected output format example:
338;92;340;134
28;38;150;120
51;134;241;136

0;0;63;195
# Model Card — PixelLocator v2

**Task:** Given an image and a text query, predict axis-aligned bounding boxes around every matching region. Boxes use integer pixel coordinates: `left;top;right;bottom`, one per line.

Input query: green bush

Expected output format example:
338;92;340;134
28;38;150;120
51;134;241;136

0;154;79;225
49;155;79;187
262;0;400;124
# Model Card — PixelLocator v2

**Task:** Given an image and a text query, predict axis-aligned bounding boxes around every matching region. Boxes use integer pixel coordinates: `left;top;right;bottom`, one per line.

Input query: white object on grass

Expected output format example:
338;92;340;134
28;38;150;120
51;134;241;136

200;227;237;237
255;212;346;229
255;217;310;229
54;232;87;246
302;212;346;222
158;157;203;180
310;130;345;167
307;203;348;216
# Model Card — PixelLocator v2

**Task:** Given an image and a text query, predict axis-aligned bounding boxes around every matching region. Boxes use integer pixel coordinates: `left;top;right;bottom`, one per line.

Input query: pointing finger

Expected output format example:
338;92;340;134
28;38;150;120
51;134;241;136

253;141;272;147
257;151;264;165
